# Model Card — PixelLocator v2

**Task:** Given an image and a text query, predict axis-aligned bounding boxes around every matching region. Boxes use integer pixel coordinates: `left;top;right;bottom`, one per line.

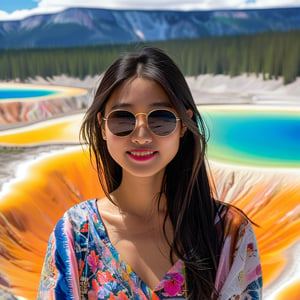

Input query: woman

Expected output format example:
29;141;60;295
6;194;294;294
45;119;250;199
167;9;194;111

38;47;262;299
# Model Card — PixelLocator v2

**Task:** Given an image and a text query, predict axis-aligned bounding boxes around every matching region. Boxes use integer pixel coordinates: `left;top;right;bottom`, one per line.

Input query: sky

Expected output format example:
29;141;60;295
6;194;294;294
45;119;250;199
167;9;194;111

0;0;299;21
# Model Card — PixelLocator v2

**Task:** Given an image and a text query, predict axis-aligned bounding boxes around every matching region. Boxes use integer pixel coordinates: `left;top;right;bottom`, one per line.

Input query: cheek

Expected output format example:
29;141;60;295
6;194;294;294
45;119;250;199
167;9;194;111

105;134;125;163
164;132;181;160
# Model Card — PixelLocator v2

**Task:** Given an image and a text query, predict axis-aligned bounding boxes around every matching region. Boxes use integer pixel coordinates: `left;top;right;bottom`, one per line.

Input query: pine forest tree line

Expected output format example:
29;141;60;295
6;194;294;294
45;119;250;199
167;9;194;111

0;30;299;84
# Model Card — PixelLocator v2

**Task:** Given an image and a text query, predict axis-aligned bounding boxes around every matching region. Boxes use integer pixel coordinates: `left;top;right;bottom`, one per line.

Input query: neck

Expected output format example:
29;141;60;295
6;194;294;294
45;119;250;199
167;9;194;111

111;171;166;219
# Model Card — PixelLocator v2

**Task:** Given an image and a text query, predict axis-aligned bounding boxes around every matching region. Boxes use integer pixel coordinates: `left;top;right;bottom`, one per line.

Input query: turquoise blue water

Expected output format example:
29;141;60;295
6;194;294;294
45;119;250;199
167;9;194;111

0;88;59;100
202;110;300;168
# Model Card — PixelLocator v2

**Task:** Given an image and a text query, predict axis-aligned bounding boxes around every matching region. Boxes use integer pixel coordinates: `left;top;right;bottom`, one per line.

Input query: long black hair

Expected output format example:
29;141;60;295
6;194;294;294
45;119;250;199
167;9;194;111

80;47;223;299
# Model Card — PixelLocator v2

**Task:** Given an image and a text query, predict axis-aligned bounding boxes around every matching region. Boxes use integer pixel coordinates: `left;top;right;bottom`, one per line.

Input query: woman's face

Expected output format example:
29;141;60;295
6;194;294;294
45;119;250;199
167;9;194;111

100;77;186;180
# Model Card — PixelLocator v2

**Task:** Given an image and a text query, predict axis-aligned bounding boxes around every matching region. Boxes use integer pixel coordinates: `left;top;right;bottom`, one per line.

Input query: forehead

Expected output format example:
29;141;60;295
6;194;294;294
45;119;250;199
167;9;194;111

105;77;172;112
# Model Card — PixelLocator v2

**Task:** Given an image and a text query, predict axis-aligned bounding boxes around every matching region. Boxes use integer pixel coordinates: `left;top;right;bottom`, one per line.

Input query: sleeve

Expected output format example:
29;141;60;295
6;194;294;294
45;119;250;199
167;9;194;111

37;215;81;300
217;220;263;300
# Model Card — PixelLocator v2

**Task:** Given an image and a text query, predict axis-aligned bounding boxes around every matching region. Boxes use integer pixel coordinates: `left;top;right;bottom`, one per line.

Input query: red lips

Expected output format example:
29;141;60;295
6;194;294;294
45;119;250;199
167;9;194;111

127;150;157;161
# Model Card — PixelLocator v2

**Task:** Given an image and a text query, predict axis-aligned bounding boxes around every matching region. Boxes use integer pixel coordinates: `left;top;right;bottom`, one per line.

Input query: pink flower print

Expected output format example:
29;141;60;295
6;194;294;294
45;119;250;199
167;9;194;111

78;259;84;277
87;250;104;272
163;272;184;296
87;291;97;300
247;243;254;256
256;264;262;276
94;213;99;223
117;291;128;299
107;293;117;300
87;279;99;300
246;264;262;283
81;222;89;233
96;269;115;285
92;279;99;294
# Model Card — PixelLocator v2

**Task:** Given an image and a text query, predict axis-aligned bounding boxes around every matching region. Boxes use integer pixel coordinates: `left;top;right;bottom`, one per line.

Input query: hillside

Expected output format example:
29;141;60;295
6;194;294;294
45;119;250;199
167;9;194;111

0;7;299;48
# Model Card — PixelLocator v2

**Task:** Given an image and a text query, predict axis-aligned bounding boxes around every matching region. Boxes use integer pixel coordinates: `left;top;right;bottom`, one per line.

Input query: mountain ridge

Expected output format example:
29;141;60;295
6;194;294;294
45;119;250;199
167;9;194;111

0;6;299;48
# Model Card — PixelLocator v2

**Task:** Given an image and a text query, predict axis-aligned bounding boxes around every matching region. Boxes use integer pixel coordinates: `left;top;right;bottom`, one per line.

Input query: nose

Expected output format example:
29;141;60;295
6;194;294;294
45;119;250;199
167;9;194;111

131;113;153;144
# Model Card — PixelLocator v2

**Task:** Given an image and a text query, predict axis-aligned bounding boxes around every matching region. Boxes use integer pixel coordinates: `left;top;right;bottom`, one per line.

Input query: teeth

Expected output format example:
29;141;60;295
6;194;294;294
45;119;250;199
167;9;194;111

130;151;154;156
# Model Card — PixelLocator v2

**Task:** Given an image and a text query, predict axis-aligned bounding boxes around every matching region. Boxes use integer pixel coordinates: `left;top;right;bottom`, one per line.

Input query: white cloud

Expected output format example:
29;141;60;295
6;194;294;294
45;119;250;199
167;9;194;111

35;0;300;10
0;11;9;19
0;7;63;21
0;0;300;21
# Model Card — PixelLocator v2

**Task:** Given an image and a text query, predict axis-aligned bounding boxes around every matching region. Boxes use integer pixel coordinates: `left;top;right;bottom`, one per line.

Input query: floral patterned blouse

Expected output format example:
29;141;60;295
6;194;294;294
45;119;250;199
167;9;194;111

38;199;262;299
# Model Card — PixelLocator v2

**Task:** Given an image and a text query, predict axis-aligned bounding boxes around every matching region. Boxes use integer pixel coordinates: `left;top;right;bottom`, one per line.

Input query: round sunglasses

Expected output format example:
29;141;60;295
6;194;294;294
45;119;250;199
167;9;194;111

102;109;180;137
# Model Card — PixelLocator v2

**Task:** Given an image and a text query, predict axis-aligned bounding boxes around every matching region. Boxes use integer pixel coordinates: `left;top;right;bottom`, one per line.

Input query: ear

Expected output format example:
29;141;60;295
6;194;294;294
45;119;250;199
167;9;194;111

180;109;193;137
97;112;107;140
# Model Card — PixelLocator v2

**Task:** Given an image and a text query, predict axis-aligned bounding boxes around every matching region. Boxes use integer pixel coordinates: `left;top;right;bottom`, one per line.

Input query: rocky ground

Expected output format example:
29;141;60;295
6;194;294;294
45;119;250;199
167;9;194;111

27;73;300;105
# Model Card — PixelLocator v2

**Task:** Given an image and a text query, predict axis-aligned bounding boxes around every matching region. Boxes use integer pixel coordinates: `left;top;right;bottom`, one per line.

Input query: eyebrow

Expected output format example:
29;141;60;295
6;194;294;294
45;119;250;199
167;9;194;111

111;103;132;110
150;102;173;108
111;101;172;110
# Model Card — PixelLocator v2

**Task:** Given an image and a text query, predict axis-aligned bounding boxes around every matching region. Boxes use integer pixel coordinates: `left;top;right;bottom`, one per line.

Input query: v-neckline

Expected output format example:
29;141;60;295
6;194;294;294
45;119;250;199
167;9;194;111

90;199;185;292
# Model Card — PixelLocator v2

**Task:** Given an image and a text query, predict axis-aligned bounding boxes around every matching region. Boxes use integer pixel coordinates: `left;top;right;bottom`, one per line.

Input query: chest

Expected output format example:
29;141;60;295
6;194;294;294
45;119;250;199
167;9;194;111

108;226;174;290
75;220;186;299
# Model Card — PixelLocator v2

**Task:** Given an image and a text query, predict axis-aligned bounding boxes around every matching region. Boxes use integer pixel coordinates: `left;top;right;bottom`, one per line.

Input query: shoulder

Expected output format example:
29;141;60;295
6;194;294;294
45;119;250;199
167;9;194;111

216;201;250;228
216;204;262;299
54;199;98;235
65;199;98;218
215;201;255;244
62;199;98;219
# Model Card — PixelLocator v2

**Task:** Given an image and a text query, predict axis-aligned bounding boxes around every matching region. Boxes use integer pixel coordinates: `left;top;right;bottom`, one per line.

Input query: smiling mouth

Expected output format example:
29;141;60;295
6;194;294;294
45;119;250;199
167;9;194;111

127;150;157;161
129;151;155;156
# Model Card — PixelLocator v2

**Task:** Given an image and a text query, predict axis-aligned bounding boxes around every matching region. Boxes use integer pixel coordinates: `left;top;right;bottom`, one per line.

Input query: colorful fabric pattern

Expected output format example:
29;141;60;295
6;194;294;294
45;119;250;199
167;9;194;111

38;199;262;299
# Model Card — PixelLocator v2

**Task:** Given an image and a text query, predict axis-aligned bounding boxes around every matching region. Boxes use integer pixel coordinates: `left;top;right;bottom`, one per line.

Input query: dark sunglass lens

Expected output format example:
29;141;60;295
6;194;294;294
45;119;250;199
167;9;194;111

107;111;135;136
148;110;177;136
